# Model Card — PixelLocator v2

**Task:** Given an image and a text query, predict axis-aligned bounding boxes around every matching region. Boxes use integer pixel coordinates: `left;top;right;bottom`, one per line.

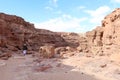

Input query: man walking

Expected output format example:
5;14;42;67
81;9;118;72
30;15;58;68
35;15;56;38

22;44;28;56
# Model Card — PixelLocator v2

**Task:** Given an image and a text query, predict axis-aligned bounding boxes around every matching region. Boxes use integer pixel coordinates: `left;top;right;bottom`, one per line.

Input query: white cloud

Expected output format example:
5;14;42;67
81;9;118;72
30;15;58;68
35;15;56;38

77;6;86;10
49;0;58;7
54;10;62;14
45;0;58;11
52;0;58;4
34;14;87;32
111;0;120;3
45;6;53;11
85;6;111;25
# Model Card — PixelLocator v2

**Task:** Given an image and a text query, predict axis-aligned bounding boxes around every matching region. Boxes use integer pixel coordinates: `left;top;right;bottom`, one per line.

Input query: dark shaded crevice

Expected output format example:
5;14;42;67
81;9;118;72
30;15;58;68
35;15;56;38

92;31;97;43
100;31;104;41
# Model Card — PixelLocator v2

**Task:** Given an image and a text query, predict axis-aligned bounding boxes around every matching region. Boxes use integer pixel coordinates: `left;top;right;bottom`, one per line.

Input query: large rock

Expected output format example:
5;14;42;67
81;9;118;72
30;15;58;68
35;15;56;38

39;45;55;58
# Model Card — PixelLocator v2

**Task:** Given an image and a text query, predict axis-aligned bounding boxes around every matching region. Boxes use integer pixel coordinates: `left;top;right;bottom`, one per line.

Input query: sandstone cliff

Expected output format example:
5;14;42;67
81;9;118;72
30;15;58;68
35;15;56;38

56;32;88;52
86;8;120;56
0;13;67;54
1;8;120;58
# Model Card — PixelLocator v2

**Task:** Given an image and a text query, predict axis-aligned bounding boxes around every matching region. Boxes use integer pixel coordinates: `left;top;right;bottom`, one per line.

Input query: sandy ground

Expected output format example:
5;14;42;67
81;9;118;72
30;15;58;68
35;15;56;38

0;52;120;80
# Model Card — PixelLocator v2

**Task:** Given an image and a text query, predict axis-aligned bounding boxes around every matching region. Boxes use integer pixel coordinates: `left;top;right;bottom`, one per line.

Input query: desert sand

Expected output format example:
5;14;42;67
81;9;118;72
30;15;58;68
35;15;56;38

0;52;119;80
0;54;97;80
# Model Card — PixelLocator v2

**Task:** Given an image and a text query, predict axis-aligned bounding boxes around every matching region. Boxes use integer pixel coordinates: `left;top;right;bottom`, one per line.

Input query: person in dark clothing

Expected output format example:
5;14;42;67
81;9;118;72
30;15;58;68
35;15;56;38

22;44;28;56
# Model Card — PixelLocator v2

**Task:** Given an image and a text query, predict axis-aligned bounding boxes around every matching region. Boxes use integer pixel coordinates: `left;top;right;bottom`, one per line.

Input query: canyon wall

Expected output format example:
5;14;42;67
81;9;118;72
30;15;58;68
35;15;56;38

0;13;67;54
1;8;120;57
86;8;120;56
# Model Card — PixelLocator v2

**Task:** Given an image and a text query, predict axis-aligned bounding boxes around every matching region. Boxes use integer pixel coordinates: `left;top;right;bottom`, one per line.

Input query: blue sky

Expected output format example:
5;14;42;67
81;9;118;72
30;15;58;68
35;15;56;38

0;0;120;33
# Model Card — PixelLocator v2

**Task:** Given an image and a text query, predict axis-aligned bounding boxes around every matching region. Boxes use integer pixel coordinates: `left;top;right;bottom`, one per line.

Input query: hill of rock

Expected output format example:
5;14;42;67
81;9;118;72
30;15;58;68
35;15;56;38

0;13;67;55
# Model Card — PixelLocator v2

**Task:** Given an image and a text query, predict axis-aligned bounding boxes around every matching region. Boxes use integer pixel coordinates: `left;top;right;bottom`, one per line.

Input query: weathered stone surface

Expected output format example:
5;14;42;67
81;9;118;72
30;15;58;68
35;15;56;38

86;26;103;47
56;32;80;48
102;8;120;45
0;13;68;58
86;8;120;56
57;32;88;53
1;8;120;59
39;45;55;58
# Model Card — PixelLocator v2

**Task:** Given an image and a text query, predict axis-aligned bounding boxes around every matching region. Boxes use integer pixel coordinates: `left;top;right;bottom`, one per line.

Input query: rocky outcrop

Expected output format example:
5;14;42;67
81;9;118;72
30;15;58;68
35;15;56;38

102;8;120;45
56;32;80;48
56;32;88;52
86;8;120;56
56;8;120;56
0;13;35;51
0;13;68;58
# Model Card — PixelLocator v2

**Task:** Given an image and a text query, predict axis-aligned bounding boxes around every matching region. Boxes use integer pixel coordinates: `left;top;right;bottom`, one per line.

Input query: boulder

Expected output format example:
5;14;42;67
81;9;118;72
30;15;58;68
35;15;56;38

39;45;55;58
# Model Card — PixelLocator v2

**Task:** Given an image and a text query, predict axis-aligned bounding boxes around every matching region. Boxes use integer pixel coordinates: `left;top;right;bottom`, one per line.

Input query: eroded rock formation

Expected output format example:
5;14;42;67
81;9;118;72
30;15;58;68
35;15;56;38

1;8;120;59
0;13;67;57
57;32;88;52
86;8;120;56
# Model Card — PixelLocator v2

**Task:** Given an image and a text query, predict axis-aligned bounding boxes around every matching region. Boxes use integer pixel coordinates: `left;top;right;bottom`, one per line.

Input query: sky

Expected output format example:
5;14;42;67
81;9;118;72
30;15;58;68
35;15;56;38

0;0;120;33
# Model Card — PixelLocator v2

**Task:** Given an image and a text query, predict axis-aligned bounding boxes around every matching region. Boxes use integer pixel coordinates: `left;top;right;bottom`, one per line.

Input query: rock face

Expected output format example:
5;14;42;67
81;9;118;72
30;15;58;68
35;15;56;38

1;8;120;58
56;32;80;48
56;32;88;52
102;8;120;45
0;13;35;51
86;8;120;56
0;13;67;55
57;8;120;56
